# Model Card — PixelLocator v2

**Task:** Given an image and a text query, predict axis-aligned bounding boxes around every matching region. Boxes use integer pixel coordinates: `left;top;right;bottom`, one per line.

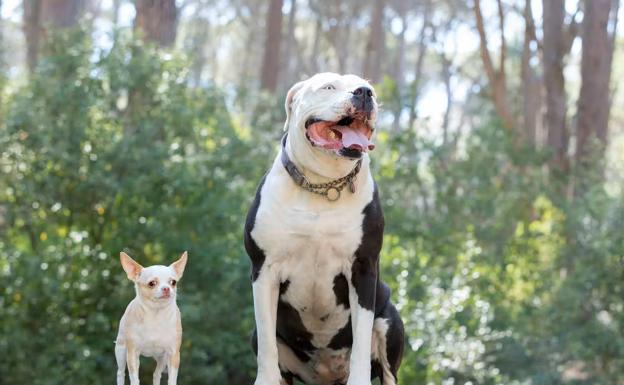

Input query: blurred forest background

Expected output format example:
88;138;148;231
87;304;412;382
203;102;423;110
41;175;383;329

0;0;623;384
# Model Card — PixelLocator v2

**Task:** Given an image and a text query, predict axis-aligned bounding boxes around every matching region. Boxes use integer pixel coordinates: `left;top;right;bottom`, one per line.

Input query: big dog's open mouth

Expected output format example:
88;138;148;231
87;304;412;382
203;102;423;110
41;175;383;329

304;115;375;155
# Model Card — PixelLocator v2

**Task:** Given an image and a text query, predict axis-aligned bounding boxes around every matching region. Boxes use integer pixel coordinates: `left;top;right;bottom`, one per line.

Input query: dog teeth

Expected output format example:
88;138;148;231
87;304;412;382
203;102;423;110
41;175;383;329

329;130;337;139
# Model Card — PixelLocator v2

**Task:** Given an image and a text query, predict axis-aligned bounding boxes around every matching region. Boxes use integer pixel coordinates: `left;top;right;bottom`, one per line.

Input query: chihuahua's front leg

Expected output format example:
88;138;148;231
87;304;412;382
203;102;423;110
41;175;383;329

115;342;127;385
126;341;141;385
153;356;166;385
166;351;180;385
253;269;281;385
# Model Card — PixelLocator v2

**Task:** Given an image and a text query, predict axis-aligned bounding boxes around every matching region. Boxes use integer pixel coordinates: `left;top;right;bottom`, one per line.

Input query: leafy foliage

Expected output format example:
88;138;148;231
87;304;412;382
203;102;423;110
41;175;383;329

1;30;623;385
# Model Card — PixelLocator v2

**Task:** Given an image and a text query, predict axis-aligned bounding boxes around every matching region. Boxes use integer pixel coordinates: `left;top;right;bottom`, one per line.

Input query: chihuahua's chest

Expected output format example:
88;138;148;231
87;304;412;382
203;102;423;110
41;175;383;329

136;319;178;356
123;302;181;357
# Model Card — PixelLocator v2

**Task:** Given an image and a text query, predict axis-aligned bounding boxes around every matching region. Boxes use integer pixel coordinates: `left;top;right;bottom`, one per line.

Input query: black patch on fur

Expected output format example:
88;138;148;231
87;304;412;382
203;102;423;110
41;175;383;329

279;279;291;296
244;174;267;282
375;281;391;317
327;317;352;350
276;280;312;362
351;185;384;311
250;329;312;365
381;303;405;380
280;371;294;385
332;273;350;309
276;299;314;361
371;360;383;382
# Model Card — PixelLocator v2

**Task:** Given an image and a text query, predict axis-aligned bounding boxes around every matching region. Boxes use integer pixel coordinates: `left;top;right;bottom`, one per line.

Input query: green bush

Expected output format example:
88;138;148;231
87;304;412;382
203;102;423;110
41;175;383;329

0;30;272;384
1;29;623;385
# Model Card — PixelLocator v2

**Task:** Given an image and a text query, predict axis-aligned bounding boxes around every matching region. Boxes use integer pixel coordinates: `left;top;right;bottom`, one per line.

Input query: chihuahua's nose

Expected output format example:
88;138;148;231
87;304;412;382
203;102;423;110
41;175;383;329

162;286;171;296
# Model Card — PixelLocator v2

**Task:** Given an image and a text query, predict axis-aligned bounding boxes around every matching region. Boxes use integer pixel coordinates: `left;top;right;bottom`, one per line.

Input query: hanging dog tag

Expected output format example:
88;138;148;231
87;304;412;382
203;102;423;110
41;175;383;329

349;179;356;194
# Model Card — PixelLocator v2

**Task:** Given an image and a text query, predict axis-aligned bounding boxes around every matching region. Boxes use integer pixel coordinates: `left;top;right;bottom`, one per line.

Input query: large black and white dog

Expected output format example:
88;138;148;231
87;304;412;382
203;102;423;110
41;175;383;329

245;73;404;385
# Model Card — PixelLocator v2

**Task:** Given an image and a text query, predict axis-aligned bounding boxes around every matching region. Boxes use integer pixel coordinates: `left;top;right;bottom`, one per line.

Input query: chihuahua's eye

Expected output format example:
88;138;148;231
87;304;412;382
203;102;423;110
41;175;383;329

322;84;335;90
148;280;156;288
170;279;177;287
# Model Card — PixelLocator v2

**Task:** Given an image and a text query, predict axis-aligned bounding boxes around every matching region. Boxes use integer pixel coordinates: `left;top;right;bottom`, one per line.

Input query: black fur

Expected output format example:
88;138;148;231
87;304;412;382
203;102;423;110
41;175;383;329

327;318;352;350
244;174;267;282
332;273;350;309
382;304;405;380
351;185;384;311
276;285;314;362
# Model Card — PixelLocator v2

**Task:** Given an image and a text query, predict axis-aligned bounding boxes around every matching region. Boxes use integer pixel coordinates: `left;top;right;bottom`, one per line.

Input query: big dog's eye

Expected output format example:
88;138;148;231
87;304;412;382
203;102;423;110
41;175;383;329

322;84;335;90
148;280;156;288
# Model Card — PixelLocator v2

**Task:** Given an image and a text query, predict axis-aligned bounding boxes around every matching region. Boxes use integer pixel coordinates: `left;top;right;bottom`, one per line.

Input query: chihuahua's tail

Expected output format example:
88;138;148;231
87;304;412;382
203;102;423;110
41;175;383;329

115;342;126;385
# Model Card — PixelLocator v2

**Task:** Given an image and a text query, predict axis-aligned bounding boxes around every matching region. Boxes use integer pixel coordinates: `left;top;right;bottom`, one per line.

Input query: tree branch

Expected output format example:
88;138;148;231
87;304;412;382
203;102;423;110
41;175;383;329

497;0;506;75
474;0;497;85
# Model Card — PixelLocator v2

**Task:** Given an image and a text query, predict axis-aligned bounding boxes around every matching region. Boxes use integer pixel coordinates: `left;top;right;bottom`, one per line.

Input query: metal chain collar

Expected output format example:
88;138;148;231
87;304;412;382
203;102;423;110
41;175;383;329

297;160;361;201
281;135;362;201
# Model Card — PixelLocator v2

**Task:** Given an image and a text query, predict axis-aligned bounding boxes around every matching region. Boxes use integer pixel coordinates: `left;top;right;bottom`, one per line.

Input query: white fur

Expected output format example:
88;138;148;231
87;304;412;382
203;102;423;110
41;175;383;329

372;318;396;385
115;252;187;385
251;73;381;385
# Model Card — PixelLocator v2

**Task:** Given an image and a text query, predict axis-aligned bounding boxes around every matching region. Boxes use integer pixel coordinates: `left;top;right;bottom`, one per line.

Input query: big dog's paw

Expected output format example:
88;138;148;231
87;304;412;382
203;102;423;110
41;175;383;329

253;374;283;385
346;378;372;385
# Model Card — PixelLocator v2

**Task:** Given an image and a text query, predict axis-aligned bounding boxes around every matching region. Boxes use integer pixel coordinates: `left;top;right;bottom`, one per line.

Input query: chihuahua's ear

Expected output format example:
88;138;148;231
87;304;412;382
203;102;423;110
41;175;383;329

120;252;143;281
170;251;188;279
284;80;305;131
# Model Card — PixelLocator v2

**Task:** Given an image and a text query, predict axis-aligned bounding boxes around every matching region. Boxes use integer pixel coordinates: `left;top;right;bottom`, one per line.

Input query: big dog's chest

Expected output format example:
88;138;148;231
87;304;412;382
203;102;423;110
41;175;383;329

251;163;374;275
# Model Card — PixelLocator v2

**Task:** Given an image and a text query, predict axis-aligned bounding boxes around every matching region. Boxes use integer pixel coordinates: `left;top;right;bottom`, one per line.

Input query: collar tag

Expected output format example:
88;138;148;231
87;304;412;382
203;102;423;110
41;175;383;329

280;134;361;202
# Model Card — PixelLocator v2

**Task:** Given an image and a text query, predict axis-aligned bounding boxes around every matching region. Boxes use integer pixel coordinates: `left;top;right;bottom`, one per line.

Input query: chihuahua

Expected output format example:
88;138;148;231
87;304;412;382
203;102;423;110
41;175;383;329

115;251;188;385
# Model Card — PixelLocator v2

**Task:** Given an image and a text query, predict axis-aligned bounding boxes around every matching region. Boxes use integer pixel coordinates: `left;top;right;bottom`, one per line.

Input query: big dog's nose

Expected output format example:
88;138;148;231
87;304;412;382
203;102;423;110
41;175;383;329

351;86;374;113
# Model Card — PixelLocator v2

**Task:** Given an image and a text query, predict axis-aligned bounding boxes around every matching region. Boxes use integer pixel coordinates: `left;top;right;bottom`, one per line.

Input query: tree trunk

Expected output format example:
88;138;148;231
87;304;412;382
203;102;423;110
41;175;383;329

23;0;83;72
441;53;452;145
134;0;178;47
309;16;322;74
189;18;210;88
542;0;568;172
521;0;540;148
363;0;385;83
41;0;82;28
112;0;122;28
407;2;431;131
392;0;408;131
473;0;514;131
576;0;618;165
260;0;284;92
23;0;42;73
281;0;298;90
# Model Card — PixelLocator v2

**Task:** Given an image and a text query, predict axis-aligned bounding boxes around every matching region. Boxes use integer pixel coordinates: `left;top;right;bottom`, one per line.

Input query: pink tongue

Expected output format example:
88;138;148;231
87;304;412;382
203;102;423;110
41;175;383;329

337;126;375;151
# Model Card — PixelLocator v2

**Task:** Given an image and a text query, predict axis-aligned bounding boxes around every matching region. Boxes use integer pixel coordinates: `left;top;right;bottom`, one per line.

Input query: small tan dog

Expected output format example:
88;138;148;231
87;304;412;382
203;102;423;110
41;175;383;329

115;251;188;385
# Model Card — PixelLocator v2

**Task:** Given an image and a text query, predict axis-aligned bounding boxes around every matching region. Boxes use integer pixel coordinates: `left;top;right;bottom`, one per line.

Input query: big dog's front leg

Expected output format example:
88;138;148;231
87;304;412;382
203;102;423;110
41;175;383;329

347;256;378;385
252;269;282;385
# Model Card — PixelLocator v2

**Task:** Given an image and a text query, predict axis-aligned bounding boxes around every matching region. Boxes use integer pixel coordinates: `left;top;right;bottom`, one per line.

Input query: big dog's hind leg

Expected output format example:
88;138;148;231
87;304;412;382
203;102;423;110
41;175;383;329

252;328;318;385
372;304;404;385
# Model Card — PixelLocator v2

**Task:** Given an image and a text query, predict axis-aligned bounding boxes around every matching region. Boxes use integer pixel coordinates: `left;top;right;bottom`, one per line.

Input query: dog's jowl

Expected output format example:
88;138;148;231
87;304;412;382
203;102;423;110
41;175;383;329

244;73;404;385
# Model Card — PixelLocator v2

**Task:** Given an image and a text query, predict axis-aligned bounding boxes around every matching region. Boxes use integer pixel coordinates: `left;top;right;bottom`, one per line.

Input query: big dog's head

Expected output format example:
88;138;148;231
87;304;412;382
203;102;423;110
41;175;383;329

284;73;378;176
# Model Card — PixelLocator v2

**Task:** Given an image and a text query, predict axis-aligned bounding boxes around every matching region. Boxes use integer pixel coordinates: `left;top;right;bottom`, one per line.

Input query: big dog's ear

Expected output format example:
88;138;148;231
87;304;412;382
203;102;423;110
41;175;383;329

284;81;305;131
